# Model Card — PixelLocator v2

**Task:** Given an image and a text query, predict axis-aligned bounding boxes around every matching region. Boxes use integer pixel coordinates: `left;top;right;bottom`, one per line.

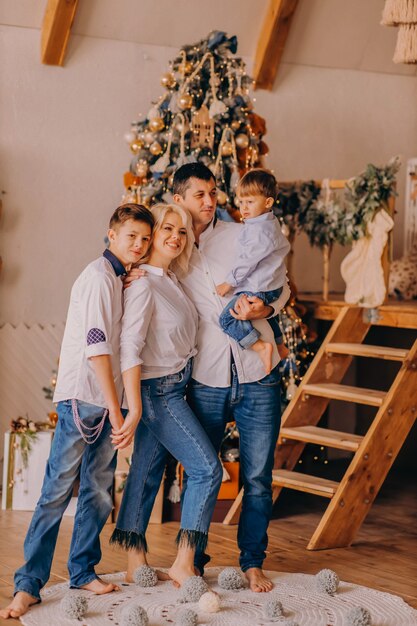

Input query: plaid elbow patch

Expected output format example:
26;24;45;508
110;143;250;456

87;328;106;345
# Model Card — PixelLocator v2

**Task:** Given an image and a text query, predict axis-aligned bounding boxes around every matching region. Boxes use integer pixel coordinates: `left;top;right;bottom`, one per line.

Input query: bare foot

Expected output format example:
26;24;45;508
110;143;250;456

168;563;196;587
244;568;274;593
0;591;39;619
277;342;289;360
126;549;148;583
81;578;119;594
252;340;273;374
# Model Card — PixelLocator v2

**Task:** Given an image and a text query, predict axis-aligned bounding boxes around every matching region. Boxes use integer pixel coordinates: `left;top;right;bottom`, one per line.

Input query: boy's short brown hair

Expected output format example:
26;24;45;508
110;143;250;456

236;168;278;200
109;203;155;230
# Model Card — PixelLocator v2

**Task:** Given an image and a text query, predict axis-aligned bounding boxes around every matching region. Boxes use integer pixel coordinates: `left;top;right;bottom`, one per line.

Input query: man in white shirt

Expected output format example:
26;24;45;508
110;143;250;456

173;163;289;593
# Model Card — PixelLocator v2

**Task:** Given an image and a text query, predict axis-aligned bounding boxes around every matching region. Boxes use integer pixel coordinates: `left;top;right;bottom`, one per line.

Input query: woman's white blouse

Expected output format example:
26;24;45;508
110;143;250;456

120;264;198;380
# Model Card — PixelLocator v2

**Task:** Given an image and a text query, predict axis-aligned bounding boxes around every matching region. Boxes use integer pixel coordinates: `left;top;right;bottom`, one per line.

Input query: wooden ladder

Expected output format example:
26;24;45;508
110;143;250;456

223;305;417;550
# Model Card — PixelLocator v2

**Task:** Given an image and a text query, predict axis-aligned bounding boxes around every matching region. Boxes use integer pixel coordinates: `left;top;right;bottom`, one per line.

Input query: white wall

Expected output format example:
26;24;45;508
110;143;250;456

1;23;416;326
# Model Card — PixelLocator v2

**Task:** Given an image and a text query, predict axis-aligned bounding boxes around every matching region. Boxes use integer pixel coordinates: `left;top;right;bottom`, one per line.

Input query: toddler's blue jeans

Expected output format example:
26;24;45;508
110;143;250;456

219;287;283;349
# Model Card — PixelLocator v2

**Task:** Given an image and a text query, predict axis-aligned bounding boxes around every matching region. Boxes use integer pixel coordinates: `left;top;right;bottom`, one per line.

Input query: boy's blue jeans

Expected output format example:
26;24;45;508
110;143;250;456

185;363;281;573
14;400;117;601
219;287;283;349
111;359;222;553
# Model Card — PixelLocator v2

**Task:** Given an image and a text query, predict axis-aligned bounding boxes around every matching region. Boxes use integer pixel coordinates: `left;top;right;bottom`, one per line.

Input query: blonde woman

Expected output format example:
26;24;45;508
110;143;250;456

110;204;222;587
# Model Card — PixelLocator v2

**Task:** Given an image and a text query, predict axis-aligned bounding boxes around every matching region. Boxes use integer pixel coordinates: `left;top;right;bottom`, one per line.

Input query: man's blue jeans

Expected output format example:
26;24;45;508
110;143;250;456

186;364;281;572
14;400;117;601
111;359;222;553
219;287;283;348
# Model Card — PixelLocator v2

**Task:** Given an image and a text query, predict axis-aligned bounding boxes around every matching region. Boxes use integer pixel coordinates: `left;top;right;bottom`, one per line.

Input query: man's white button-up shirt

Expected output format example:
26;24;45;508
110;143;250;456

53;251;125;408
180;219;290;388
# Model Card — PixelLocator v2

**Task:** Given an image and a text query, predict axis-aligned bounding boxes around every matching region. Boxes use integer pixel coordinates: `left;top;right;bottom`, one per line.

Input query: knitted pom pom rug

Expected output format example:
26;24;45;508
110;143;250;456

20;567;417;625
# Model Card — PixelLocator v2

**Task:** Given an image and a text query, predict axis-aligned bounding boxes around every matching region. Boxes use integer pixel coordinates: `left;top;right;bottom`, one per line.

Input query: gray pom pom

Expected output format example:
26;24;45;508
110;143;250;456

175;607;198;626
180;576;209;602
60;593;88;620
218;567;245;590
345;607;372;626
316;568;340;595
264;598;284;620
133;564;158;587
120;602;149;626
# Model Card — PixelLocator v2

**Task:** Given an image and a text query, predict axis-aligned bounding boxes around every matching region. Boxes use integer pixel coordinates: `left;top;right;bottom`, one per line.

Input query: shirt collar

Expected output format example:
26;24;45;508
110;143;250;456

139;264;164;277
103;249;127;277
244;211;274;224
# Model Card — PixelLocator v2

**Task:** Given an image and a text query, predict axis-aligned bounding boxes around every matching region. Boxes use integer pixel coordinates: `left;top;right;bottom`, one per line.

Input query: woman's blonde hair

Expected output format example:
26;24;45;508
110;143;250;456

149;203;195;277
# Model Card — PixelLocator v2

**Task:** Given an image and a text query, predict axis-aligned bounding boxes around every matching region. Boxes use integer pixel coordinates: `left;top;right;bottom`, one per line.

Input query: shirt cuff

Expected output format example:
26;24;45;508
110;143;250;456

121;356;143;373
266;282;290;318
85;342;113;358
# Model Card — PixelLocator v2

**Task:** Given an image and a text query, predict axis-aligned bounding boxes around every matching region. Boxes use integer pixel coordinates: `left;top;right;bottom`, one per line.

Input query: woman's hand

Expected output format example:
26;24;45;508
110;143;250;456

122;267;147;289
111;409;142;450
229;294;274;321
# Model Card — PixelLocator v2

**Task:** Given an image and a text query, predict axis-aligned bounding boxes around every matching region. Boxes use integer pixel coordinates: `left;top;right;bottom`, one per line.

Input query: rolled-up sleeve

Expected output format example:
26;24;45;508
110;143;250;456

120;279;154;373
84;274;114;358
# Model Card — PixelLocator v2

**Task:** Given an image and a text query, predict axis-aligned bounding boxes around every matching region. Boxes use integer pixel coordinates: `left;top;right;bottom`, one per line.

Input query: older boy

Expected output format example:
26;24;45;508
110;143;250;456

0;204;153;620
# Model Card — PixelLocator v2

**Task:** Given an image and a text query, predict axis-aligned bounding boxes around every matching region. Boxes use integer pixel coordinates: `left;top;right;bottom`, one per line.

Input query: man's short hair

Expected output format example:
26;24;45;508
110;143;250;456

236;168;278;200
173;163;215;198
109;203;155;230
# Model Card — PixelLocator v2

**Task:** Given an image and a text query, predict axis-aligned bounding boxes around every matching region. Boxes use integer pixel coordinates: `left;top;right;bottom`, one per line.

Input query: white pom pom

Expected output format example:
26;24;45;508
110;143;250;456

124;131;137;144
198;591;220;613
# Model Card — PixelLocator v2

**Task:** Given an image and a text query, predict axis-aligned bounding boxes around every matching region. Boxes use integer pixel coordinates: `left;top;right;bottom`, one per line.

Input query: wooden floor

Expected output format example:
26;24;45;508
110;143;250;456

0;471;416;623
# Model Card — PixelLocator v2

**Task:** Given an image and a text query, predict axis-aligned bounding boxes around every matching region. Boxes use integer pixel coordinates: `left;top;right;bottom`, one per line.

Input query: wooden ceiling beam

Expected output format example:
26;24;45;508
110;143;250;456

254;0;299;90
41;0;79;66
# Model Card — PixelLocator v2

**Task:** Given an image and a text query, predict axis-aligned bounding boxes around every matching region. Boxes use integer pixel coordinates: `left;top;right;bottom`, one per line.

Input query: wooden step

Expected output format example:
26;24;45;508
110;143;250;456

326;343;408;362
303;383;386;406
272;469;339;498
280;426;363;452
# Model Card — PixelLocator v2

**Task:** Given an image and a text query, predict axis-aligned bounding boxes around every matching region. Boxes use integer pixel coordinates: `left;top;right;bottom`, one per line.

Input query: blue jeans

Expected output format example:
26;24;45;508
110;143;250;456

111;360;222;553
14;400;118;600
185;363;281;572
219;288;283;349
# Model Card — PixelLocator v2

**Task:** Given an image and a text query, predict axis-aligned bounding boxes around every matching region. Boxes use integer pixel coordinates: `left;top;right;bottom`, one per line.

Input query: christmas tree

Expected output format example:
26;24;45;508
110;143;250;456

122;31;269;221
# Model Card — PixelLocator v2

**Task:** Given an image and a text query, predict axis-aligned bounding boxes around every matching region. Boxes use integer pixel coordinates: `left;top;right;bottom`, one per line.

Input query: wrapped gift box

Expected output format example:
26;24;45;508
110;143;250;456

2;431;54;511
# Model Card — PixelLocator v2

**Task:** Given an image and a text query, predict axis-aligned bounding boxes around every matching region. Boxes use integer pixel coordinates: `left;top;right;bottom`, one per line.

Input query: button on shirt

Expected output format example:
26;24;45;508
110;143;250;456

53;250;125;408
226;211;290;292
120;264;198;380
180;220;290;388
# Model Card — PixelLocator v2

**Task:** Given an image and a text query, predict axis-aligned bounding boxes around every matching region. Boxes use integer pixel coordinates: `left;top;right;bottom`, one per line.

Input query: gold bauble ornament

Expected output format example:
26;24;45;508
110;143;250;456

221;141;233;156
183;61;193;74
129;139;144;154
235;133;249;149
178;93;193;110
144;131;155;145
149;141;163;155
149;117;165;132
168;174;174;187
217;190;228;205
231;120;241;131
160;72;176;89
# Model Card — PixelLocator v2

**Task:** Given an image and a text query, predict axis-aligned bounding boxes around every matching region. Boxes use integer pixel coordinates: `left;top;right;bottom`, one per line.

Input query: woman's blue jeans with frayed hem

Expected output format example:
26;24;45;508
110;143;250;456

111;359;222;553
14;400;118;600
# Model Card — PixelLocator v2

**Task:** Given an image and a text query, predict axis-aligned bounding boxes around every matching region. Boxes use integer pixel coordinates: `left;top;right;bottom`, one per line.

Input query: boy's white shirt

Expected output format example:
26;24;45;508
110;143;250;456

53;256;124;408
180;219;290;388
